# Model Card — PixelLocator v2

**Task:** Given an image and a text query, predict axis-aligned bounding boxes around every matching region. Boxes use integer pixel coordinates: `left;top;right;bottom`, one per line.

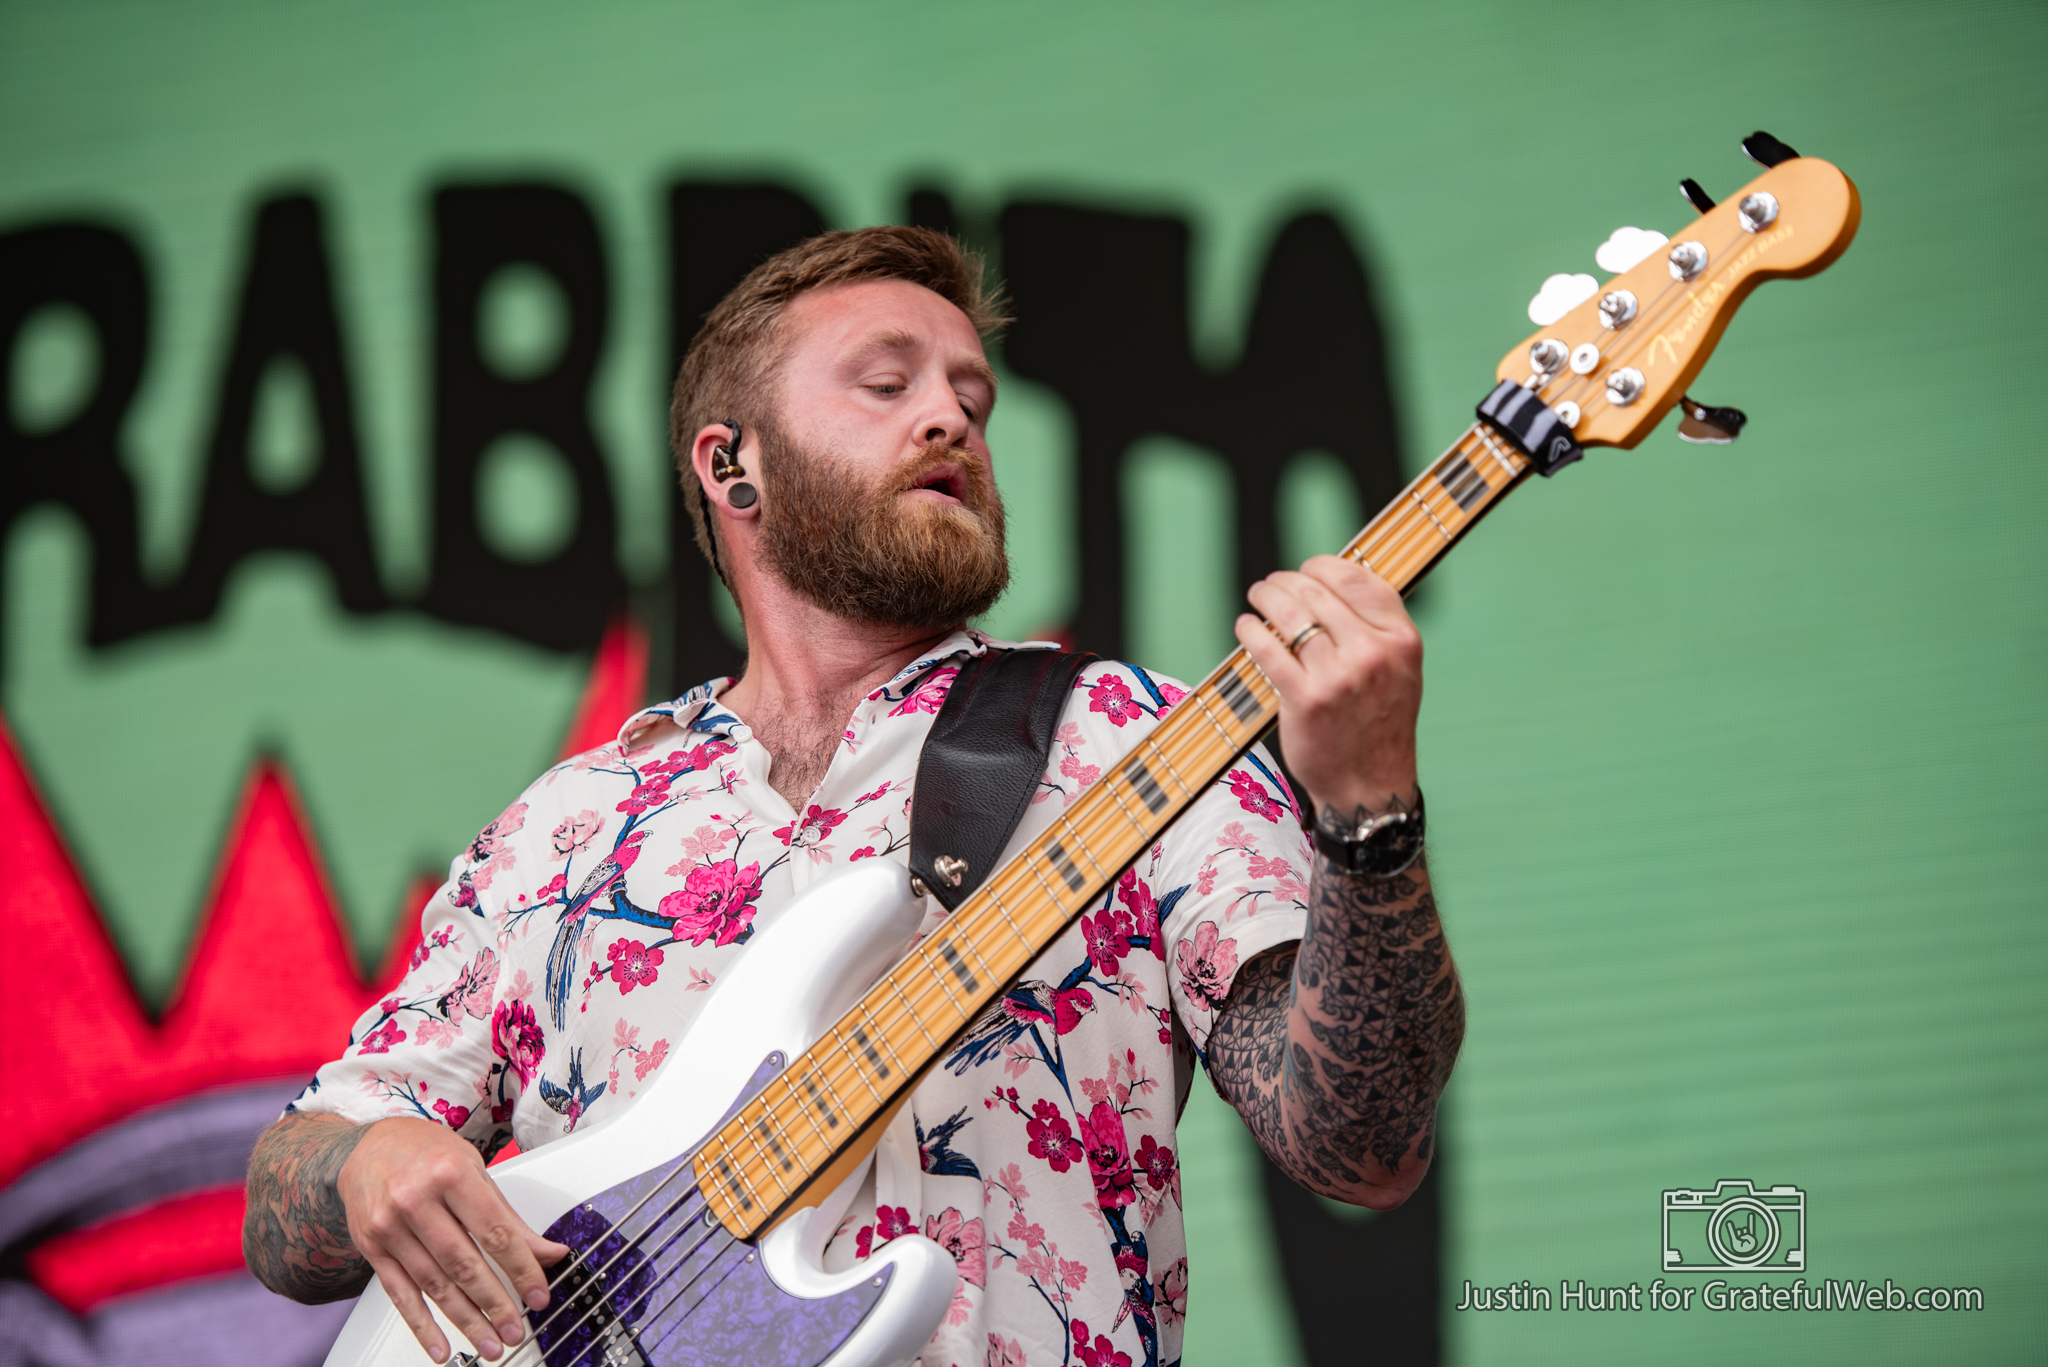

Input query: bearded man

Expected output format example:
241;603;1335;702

245;227;1463;1367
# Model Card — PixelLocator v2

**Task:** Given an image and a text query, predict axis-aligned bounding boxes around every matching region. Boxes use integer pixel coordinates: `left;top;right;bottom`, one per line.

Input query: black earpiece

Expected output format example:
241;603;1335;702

727;482;757;508
710;420;746;481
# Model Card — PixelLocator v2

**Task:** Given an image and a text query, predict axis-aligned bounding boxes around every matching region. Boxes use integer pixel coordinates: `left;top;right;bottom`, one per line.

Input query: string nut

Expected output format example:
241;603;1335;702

1570;343;1601;374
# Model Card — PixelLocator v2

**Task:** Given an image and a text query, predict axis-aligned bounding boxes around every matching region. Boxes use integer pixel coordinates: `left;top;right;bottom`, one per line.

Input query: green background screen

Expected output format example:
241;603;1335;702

2;1;2042;1363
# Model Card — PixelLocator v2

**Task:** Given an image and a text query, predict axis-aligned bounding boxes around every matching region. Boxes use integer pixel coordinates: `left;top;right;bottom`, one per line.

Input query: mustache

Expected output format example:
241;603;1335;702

887;442;988;495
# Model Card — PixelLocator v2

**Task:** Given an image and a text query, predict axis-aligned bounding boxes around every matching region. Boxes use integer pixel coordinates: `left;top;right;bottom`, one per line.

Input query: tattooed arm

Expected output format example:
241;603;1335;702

245;1110;566;1363
1218;555;1463;1208
1206;814;1463;1207
244;1110;376;1301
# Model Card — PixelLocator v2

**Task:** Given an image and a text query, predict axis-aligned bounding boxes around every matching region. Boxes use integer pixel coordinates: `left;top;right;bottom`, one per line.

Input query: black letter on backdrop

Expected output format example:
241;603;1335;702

165;193;386;624
423;183;621;652
1261;1146;1443;1367
999;205;1406;659
0;222;155;667
664;181;827;687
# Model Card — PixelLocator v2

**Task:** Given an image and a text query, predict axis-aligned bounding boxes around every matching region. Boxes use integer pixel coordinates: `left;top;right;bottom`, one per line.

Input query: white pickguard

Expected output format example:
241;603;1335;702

324;860;957;1367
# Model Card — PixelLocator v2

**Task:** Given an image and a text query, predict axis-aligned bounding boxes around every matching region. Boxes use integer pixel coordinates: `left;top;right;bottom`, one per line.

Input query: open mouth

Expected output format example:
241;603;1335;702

906;463;968;505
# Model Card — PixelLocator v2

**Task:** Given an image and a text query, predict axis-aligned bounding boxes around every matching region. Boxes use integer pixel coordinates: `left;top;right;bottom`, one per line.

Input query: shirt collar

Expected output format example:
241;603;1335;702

613;627;1058;749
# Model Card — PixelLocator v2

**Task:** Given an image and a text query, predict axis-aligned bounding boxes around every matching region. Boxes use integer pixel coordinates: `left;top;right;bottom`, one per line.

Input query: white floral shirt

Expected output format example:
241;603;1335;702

293;630;1310;1367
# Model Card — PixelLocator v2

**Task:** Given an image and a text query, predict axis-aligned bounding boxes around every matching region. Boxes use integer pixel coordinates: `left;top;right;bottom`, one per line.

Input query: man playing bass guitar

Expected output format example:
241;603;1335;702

245;226;1464;1367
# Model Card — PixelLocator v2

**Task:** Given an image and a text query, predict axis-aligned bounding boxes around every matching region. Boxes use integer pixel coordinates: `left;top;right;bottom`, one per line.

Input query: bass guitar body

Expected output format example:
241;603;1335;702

323;862;958;1367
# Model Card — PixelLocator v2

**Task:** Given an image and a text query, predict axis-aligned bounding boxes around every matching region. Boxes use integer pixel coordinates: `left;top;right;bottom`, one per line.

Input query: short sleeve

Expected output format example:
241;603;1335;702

286;795;539;1160
1146;743;1310;1061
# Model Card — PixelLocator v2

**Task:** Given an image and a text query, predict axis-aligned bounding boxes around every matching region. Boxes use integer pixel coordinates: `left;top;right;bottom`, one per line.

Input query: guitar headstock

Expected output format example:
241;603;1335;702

1498;153;1861;450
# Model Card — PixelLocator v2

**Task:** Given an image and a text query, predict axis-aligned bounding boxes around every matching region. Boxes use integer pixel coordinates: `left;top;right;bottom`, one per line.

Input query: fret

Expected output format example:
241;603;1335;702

937;938;981;995
1406;486;1455;542
848;1021;894;1081
1471;425;1522;483
1190;687;1240;752
1434;448;1491;512
832;1031;889;1105
802;1071;844;1132
1098;761;1149;828
1213;665;1265;725
893;979;943;1050
1043;837;1089;893
755;1115;796;1174
1146;731;1194;797
1121;753;1170;814
978;875;1035;948
712;1150;757;1216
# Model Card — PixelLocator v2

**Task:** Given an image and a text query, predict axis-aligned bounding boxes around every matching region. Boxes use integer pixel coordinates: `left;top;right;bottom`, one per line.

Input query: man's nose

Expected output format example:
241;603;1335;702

913;392;970;449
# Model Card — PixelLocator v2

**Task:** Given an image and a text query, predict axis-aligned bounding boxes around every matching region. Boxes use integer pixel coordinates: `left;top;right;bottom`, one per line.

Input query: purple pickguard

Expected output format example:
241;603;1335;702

532;1055;890;1367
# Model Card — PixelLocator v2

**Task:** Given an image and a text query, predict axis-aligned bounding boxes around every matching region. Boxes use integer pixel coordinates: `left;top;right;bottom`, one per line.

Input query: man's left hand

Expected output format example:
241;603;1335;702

1235;554;1421;816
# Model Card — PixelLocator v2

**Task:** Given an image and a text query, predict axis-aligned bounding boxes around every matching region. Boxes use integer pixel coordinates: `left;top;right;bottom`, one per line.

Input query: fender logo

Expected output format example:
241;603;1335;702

1646;224;1795;368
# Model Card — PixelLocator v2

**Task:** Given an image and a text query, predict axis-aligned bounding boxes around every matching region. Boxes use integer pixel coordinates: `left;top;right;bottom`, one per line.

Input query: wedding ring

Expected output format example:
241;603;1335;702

1286;621;1327;656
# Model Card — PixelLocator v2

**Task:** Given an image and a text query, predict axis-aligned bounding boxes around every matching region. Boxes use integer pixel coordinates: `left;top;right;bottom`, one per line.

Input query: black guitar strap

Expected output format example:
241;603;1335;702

908;647;1097;912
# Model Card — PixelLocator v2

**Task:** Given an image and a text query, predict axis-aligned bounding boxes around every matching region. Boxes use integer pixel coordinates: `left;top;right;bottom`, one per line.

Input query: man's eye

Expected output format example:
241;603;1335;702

867;383;904;396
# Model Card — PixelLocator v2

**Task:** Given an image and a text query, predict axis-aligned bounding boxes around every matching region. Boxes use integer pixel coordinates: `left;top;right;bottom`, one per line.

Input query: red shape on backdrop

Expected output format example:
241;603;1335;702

560;616;651;761
25;1185;249;1314
0;615;646;1307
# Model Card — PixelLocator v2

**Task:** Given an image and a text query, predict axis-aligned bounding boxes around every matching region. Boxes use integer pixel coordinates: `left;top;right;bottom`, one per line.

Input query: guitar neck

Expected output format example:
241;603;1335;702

697;422;1534;1237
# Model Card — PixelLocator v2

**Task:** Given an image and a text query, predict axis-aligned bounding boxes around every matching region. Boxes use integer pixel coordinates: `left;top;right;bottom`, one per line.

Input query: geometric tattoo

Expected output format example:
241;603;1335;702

1207;806;1464;1202
243;1112;375;1303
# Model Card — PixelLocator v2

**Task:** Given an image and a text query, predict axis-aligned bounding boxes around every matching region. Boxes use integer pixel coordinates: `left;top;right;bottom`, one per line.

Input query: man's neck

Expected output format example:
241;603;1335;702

717;564;958;809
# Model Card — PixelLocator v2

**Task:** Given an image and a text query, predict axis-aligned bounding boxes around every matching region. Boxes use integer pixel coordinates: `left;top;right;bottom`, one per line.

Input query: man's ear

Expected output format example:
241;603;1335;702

691;422;760;518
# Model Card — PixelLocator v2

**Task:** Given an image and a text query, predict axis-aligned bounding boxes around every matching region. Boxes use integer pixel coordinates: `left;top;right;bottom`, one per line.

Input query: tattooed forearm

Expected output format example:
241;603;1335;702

243;1111;375;1302
1209;835;1464;1205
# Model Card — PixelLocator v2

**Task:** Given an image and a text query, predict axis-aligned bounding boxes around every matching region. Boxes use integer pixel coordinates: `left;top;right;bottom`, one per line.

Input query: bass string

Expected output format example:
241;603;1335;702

507;1215;740;1366
511;1184;712;1350
713;428;1513;1206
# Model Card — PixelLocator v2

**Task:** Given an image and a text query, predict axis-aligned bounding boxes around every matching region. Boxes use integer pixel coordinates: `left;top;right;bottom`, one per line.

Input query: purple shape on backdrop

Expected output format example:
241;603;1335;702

0;1080;302;1247
0;1272;351;1367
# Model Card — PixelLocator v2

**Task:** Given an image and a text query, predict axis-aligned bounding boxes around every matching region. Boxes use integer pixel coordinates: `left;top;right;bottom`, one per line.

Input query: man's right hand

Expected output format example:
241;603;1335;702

334;1115;569;1363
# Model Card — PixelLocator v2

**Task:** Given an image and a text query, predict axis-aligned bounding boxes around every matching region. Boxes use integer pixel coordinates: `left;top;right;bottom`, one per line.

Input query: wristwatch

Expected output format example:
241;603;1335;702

1312;791;1425;879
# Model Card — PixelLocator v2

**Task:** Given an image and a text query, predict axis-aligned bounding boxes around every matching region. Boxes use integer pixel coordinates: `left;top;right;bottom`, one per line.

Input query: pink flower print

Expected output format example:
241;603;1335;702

358;1019;406;1055
1025;1099;1084;1172
986;1334;1026;1367
605;938;664;993
773;804;847;849
855;1204;912;1259
889;665;958;716
849;846;877;861
642;738;735;779
616;776;674;815
1155;1259;1189;1328
1116;869;1159;938
550;809;605;858
1134;1133;1179;1200
535;872;569;901
1086;675;1141;727
438;948;499;1020
492;999;546;1086
465;802;527;891
467;802;527;863
634;1038;669;1082
1156;682;1187;716
857;780;894;804
1078;1101;1136;1209
1175;921;1240;1013
660;860;765;946
1228;770;1283;822
1081;911;1131;976
922;1208;987;1288
1071;1321;1132;1367
431;1098;472;1131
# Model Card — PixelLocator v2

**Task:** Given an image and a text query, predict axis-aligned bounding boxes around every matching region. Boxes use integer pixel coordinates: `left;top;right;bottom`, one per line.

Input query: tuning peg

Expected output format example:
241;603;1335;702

1679;178;1717;214
1676;396;1748;444
1742;131;1800;168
